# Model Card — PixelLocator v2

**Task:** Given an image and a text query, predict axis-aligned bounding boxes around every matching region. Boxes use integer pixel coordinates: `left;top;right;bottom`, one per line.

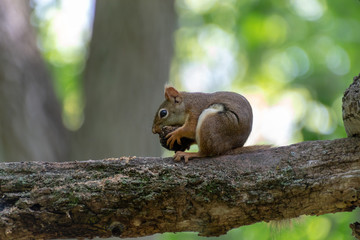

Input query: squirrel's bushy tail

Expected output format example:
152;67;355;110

225;145;271;155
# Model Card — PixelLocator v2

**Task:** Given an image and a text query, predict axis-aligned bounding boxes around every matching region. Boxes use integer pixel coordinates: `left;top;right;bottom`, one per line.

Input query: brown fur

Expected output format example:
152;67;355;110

152;86;265;162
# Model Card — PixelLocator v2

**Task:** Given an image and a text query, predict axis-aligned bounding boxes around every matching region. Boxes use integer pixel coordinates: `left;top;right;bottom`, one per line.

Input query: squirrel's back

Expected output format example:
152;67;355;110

181;91;252;118
184;91;253;156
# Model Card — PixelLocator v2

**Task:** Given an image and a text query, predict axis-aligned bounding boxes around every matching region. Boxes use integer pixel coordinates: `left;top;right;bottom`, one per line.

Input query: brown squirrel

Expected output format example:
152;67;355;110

152;86;268;162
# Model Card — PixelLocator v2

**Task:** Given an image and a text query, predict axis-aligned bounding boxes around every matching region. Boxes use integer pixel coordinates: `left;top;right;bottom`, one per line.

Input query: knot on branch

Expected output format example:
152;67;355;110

342;73;360;137
350;222;360;239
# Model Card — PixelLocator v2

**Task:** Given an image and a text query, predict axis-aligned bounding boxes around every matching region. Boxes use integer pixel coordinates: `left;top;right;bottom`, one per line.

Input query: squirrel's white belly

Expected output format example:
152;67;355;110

195;104;224;147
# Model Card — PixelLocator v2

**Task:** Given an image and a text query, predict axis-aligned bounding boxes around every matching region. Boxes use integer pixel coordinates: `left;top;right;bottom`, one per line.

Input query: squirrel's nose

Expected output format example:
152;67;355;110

152;125;161;134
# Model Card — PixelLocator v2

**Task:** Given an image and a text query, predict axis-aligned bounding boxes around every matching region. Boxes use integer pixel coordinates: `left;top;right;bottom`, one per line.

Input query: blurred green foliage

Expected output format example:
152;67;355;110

31;0;88;130
158;210;359;240
30;0;359;239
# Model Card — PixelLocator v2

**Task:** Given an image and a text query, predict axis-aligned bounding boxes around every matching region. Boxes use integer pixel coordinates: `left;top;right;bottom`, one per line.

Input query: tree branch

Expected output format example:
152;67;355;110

0;137;359;239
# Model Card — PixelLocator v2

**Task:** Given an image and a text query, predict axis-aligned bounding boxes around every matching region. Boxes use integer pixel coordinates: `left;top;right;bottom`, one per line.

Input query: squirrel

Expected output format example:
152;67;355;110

152;86;269;163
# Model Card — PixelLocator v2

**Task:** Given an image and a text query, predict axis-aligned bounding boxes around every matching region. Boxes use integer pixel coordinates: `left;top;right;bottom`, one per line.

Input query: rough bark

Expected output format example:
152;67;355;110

0;0;69;162
0;137;359;239
351;222;360;239
343;73;360;137
73;0;176;160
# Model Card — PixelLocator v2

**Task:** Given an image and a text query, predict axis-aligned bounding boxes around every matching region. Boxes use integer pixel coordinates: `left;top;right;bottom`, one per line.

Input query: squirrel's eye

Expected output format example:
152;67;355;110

159;109;168;118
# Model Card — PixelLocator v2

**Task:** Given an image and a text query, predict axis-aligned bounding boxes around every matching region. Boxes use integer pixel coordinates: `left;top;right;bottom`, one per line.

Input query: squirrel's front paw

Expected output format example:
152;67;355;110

166;130;183;149
158;126;194;152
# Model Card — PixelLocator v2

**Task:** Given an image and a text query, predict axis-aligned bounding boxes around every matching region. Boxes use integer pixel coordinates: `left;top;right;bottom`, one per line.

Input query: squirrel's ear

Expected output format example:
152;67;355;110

165;86;182;103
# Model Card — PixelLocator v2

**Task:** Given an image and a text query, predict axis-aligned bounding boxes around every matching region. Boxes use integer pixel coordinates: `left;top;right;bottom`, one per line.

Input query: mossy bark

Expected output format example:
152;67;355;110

0;137;359;239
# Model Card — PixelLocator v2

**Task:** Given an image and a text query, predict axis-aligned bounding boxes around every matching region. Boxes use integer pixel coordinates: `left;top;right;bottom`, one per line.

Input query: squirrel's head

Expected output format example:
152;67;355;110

152;86;186;134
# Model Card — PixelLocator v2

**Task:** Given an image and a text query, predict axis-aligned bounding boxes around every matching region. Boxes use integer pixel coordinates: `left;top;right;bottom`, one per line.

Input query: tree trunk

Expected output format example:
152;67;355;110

73;0;176;160
0;0;69;162
0;137;359;240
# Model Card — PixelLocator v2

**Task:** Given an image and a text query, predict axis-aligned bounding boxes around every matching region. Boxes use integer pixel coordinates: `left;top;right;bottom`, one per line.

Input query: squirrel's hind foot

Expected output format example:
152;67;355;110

174;151;203;163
